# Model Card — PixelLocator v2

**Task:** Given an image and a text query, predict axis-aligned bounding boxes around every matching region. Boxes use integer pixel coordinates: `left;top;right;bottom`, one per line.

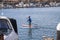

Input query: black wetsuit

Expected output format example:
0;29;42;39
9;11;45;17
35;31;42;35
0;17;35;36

27;17;32;25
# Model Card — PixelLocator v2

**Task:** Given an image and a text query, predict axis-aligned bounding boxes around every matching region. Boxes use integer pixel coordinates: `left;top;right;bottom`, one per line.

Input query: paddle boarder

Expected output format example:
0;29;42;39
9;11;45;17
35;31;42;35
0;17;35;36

27;16;32;28
27;16;32;38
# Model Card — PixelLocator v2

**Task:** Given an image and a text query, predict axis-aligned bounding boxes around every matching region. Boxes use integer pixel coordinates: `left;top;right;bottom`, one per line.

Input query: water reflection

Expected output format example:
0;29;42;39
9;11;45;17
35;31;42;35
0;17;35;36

28;28;32;39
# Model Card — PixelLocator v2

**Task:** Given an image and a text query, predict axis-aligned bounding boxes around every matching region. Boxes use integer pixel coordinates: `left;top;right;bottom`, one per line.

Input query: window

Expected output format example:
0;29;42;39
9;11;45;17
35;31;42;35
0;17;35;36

0;19;12;35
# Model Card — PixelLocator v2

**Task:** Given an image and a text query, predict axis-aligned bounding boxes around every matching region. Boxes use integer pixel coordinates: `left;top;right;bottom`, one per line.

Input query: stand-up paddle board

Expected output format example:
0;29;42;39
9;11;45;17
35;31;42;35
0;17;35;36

22;24;38;28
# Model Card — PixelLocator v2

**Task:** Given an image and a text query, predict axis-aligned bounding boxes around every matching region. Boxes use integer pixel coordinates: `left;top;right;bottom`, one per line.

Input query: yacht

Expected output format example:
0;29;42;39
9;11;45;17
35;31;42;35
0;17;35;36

0;16;18;40
57;23;60;40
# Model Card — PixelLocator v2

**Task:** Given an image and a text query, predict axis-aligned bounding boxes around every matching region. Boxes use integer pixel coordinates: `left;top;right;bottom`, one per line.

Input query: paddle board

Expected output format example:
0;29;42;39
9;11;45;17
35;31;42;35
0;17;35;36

22;24;38;28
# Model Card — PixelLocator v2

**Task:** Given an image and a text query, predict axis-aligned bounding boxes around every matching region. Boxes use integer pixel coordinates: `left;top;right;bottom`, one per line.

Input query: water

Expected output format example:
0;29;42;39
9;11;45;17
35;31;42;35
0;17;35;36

0;7;60;40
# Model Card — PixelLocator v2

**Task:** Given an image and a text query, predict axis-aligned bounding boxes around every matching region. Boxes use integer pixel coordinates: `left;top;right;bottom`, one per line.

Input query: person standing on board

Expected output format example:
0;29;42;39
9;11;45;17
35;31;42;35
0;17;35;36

27;16;32;38
27;16;32;28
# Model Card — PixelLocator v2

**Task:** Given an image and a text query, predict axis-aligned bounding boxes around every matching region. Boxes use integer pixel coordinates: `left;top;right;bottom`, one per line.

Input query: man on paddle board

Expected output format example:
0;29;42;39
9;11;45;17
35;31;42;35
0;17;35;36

27;16;32;38
27;16;32;28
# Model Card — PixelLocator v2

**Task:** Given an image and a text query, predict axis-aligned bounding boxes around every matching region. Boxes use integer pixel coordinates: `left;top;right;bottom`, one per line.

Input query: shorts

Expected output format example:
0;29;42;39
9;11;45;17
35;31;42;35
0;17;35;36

29;22;31;25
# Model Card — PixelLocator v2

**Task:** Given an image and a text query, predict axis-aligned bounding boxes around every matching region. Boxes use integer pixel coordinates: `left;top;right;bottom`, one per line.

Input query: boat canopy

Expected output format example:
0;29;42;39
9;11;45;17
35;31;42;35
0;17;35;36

0;19;11;35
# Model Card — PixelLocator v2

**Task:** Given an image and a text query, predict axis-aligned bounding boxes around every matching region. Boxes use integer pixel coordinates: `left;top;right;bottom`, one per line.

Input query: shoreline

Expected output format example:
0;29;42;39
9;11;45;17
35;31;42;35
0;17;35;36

0;6;60;9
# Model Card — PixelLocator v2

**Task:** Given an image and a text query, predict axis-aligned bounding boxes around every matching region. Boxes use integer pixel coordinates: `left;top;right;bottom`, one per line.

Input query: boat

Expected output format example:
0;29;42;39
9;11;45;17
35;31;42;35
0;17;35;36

57;23;60;40
0;16;18;40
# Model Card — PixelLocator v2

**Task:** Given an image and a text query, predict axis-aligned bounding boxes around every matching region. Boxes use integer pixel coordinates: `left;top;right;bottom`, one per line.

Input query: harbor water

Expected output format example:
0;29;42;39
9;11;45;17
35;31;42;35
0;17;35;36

0;7;60;40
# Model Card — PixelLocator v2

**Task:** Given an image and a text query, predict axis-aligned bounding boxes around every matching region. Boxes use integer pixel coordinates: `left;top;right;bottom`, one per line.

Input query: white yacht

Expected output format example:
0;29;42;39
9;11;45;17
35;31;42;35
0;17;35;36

57;23;60;40
0;16;18;40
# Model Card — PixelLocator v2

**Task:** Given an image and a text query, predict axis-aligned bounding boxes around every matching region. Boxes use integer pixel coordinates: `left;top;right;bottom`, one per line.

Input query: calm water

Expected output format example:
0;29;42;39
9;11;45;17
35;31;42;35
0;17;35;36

0;7;60;40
